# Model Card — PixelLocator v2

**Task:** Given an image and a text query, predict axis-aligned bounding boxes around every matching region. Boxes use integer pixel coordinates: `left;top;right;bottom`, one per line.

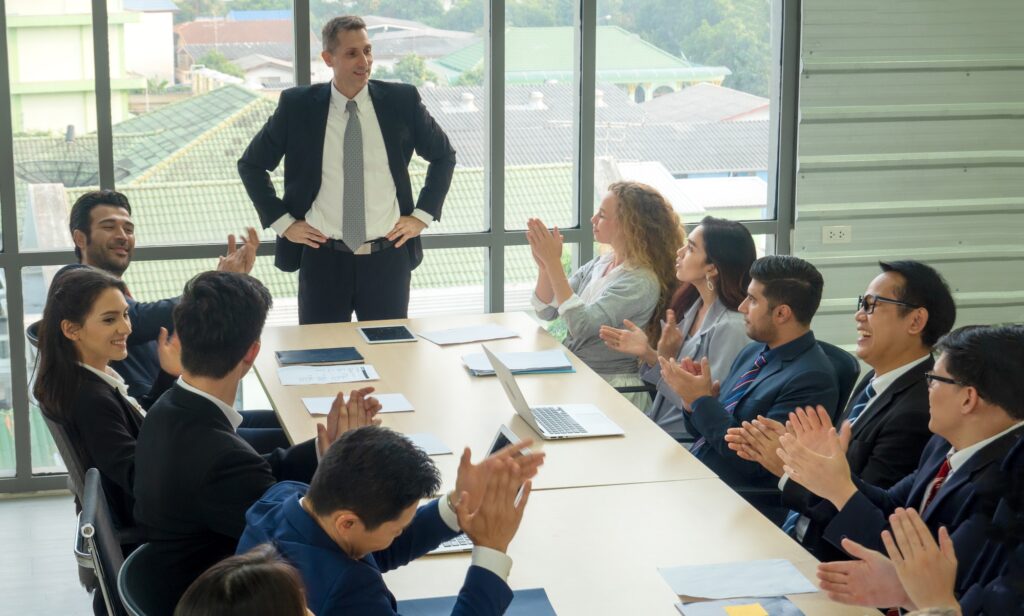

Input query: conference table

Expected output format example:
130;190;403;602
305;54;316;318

253;312;874;616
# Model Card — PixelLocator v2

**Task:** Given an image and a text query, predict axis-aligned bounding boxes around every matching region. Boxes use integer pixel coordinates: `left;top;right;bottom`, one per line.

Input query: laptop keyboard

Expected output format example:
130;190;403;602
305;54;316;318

429;533;474;554
532;406;585;436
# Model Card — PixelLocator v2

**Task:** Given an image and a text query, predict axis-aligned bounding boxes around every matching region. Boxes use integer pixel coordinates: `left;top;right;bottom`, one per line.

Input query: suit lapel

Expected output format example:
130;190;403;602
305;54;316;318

923;426;1024;519
841;372;874;425
368;81;402;183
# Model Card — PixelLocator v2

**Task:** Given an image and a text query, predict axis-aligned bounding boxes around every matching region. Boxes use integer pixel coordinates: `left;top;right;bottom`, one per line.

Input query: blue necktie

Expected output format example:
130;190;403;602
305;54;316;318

845;381;877;425
691;351;768;456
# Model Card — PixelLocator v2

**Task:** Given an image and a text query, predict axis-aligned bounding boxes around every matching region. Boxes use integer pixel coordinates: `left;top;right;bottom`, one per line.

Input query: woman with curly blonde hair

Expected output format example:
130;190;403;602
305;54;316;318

528;181;684;408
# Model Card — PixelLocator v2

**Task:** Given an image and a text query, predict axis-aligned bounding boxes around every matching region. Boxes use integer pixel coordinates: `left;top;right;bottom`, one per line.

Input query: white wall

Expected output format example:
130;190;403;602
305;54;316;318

796;0;1024;348
125;11;174;82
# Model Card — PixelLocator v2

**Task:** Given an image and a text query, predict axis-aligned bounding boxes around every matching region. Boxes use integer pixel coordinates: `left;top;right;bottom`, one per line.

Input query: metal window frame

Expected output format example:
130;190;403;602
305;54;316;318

0;0;799;493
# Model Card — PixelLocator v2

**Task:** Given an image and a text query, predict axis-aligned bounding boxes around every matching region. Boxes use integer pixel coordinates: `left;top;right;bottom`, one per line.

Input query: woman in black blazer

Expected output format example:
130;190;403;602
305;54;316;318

34;268;179;526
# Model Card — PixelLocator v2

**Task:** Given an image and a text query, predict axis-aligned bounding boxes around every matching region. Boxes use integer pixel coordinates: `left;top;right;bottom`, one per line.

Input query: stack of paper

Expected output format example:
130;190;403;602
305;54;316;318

277;364;380;386
462;349;574;376
418;324;518;346
659;559;816;616
302;393;414;415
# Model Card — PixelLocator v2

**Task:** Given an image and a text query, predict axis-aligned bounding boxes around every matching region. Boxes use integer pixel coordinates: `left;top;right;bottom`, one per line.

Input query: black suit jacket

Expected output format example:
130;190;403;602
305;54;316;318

132;384;318;615
782;358;934;558
821;427;1024;594
238;80;456;272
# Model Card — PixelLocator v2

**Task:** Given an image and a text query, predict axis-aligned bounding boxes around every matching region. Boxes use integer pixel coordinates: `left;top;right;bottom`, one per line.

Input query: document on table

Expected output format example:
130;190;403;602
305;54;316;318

658;559;817;600
407;433;453;456
676;596;805;616
462;349;574;376
398;588;556;616
302;393;415;415
418;324;518;346
277;364;379;386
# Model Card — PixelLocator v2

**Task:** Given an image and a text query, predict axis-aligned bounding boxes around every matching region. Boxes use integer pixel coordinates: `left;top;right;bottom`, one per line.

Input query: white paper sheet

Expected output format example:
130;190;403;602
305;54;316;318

418;324;518;346
277;364;379;386
302;393;415;415
462;349;572;373
657;559;817;600
407;433;453;455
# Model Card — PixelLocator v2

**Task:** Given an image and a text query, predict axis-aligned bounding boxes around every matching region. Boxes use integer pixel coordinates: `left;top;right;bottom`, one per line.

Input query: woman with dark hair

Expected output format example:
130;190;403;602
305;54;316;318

600;216;755;440
33;267;179;526
174;544;309;616
528;181;685;409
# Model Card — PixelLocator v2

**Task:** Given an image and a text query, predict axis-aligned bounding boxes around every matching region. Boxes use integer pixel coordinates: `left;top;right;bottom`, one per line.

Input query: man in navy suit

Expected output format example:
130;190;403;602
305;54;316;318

658;255;839;523
780;325;1024;598
725;260;957;558
238;15;456;324
237;426;543;616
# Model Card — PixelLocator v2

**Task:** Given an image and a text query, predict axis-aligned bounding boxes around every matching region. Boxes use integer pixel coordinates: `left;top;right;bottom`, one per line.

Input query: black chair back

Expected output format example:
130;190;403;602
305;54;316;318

818;341;861;416
119;543;157;616
42;414;88;503
81;468;129;616
26;320;41;348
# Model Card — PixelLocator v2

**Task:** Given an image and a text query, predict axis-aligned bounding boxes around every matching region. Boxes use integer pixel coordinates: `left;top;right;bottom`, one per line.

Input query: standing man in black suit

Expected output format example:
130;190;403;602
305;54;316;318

726;260;957;558
238;15;456;324
132;271;382;615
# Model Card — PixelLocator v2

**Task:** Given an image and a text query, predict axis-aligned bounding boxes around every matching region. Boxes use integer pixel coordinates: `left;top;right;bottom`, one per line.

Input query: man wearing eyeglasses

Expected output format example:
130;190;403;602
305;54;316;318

727;261;957;559
775;324;1024;599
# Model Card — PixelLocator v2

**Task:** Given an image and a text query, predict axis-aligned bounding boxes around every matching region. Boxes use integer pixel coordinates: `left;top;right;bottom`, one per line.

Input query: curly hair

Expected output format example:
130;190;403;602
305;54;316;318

606;181;685;341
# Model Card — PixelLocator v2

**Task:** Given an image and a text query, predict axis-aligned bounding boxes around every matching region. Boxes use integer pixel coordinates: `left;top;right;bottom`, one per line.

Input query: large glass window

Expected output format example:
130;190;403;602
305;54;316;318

0;270;13;477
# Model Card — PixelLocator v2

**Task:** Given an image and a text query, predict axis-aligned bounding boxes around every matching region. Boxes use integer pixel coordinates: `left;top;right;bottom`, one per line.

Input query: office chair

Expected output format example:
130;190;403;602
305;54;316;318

80;468;129;616
817;341;861;416
118;543;159;616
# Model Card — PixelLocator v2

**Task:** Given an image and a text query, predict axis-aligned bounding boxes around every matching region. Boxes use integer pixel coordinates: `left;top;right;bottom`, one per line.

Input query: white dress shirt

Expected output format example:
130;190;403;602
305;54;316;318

79;362;145;416
920;421;1024;510
270;81;432;243
435;495;513;580
176;377;244;430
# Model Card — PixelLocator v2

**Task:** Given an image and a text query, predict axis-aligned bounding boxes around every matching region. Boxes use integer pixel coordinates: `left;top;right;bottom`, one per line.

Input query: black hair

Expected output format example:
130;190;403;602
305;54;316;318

671;216;757;314
173;272;272;379
68;190;132;261
34;268;128;422
878;260;957;347
748;255;824;325
935;324;1024;420
174;544;307;616
307;426;441;530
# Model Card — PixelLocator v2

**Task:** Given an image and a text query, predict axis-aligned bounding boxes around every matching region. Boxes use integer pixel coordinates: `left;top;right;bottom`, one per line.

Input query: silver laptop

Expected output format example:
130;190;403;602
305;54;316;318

429;425;528;555
483;345;624;440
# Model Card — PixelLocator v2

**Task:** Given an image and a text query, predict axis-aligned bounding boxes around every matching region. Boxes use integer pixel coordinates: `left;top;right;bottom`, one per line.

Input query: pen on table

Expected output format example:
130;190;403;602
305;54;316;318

361;367;369;379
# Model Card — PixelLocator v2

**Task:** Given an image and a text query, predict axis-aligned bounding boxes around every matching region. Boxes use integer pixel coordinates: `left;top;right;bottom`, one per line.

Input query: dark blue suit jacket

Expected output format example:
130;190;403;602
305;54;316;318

237;482;513;616
821;426;1024;595
686;331;838;520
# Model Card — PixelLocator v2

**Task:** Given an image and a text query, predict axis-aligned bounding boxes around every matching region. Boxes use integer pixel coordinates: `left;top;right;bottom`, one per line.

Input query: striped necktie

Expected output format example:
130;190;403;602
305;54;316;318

845;381;877;425
691;351;768;456
922;458;952;510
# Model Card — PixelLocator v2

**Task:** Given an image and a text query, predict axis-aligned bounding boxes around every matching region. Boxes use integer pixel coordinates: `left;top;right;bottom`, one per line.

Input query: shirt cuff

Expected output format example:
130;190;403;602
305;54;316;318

778;473;789;491
437;495;460;532
471;546;513;581
411;209;434;226
557;293;585;314
270;213;297;237
530;292;557;313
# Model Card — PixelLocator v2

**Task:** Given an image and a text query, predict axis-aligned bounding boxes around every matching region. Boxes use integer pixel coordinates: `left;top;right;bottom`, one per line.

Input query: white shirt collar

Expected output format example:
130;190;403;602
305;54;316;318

869;354;932;398
78;362;145;416
176;377;243;431
948;422;1024;476
330;80;370;111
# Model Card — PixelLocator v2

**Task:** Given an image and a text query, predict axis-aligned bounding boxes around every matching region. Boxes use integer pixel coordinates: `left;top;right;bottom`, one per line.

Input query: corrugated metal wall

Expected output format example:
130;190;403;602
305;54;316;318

795;0;1024;348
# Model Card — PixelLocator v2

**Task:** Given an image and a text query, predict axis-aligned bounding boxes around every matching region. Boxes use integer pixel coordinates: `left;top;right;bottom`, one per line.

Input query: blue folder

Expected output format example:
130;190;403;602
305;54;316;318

275;346;363;366
397;588;556;615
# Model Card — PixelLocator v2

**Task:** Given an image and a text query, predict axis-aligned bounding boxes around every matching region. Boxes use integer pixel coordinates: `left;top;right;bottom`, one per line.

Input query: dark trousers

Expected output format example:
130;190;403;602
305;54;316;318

297;243;412;324
237;410;290;453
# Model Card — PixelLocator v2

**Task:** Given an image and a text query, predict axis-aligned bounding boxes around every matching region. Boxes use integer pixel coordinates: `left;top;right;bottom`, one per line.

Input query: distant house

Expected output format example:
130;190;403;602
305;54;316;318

642;82;769;123
358;15;476;72
433;26;731;102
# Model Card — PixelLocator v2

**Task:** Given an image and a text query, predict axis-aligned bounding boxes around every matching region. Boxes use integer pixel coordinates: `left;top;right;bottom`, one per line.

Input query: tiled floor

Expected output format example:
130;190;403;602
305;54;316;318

0;492;93;615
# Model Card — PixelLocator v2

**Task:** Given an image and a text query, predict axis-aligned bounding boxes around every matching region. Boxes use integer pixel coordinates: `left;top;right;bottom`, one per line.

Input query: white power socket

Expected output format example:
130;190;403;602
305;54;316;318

822;225;852;244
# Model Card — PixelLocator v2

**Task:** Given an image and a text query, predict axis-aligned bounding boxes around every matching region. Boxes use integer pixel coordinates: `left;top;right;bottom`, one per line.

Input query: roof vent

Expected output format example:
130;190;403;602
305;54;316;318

528;91;546;110
460;92;478;112
595;89;607;108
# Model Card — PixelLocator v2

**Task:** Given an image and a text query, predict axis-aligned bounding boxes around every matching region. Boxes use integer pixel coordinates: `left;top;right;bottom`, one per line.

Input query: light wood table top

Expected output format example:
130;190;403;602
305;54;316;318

385;480;876;616
253;312;715;491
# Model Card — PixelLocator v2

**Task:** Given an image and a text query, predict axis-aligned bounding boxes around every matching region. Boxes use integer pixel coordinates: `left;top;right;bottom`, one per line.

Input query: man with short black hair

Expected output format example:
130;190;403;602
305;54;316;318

658;255;839;522
132;272;379;615
238;14;456;324
779;325;1024;599
238;426;543;616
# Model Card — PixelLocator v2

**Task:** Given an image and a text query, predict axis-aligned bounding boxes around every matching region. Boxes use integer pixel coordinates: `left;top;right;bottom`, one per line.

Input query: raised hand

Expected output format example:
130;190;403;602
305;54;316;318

456;459;532;554
525;218;564;267
725;414;787;476
317;387;382;454
817;537;911;608
452;440;544;514
777;427;856;508
599;319;653;361
882;508;959;613
156;326;183;377
218;227;260;273
790;405;847;455
656;309;684;360
658;355;716;411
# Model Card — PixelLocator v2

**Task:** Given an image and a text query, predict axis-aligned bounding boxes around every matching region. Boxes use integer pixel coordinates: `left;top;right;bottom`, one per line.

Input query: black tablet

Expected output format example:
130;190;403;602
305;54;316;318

358;325;417;344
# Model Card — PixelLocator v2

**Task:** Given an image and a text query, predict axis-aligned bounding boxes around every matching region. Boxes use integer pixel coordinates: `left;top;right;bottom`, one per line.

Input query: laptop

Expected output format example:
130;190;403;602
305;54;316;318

483;345;624;440
429;425;528;555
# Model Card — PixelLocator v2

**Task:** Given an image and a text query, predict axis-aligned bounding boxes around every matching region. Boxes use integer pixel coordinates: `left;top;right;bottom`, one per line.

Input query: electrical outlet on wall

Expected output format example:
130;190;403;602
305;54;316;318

822;225;852;244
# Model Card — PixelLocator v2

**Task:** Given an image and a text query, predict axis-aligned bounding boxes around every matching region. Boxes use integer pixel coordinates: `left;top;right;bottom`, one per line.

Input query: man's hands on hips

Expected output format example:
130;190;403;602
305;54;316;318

284;221;328;248
386;215;427;248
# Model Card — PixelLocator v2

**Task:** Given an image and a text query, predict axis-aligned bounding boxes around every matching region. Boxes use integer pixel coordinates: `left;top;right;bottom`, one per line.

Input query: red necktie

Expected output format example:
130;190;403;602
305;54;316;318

922;458;952;510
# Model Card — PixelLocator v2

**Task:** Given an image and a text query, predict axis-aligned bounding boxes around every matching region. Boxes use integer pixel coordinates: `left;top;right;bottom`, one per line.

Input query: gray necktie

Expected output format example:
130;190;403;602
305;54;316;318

342;99;365;250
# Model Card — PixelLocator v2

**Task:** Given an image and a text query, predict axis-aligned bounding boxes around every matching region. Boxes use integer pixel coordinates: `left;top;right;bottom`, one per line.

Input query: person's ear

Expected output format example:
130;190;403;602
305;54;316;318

774;304;793;325
906;307;929;337
242;340;261;365
321;49;333;67
960;386;980;416
61;319;81;341
705;263;719;279
72;229;89;252
332;511;360;536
